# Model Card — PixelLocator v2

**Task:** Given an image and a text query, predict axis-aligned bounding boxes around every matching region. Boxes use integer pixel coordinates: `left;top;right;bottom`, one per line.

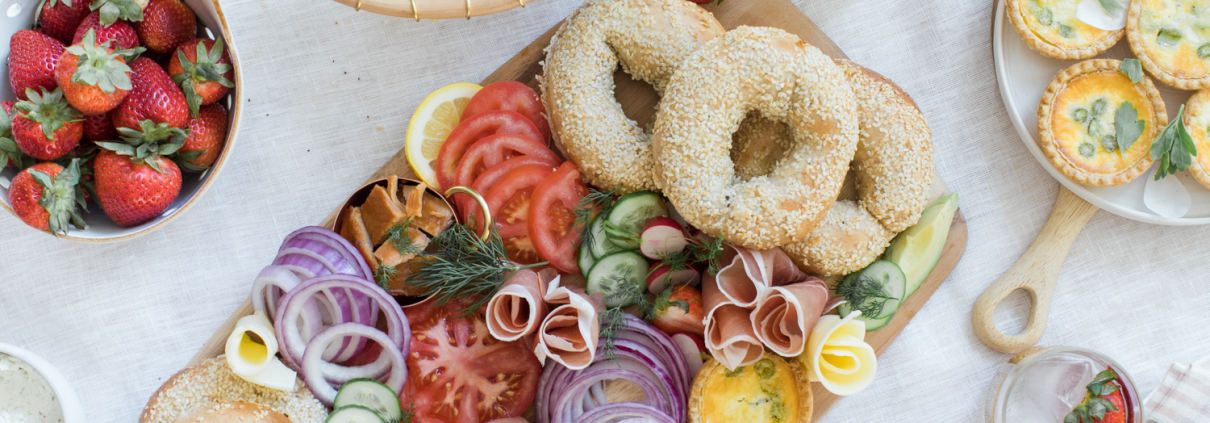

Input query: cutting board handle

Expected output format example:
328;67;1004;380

972;186;1098;353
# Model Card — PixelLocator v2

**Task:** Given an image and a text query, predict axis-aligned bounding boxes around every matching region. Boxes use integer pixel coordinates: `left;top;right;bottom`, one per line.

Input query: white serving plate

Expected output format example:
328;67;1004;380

992;0;1210;225
0;0;242;241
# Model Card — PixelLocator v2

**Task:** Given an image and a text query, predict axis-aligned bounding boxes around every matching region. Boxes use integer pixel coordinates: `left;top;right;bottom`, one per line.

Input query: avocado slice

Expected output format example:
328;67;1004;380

885;193;958;299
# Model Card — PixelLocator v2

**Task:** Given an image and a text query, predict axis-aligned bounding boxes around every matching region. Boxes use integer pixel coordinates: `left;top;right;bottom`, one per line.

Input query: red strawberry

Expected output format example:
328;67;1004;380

0;100;33;170
7;160;87;234
37;0;92;45
12;88;83;160
72;11;141;51
55;30;135;114
167;38;233;116
178;103;226;170
83;111;118;141
112;57;188;130
93;121;184;227
134;0;195;55
89;0;148;27
9;30;66;101
649;285;705;337
1065;371;1129;423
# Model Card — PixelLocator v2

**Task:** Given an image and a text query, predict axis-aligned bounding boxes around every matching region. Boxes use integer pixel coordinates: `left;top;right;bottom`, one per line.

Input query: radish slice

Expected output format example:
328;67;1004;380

639;216;688;259
302;323;406;406
671;333;704;376
646;265;702;294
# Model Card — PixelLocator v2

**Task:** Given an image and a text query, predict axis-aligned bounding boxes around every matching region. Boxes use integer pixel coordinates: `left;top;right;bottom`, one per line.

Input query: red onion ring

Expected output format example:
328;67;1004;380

275;274;409;373
537;316;690;423
279;226;372;278
302;323;406;406
572;403;677;423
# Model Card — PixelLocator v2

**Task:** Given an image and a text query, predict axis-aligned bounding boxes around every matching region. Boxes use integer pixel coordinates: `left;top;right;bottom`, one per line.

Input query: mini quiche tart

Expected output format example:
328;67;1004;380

688;355;812;423
1184;89;1210;188
1038;59;1167;186
1127;0;1210;90
1008;0;1124;59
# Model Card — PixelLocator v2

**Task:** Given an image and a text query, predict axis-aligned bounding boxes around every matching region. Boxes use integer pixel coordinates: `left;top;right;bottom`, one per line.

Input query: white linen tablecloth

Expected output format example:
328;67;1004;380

1;0;1208;421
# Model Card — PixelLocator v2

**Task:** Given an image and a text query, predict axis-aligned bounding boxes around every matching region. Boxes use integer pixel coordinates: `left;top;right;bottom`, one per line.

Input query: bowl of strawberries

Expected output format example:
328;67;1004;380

0;0;240;241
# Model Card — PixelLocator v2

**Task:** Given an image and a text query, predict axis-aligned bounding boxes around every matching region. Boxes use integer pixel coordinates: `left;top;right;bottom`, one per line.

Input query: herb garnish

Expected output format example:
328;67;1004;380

574;187;618;250
374;261;396;289
405;218;547;315
1063;370;1121;423
1151;105;1198;180
598;307;629;361
1119;58;1143;84
1113;101;1145;155
658;236;726;276
383;218;421;257
834;273;894;319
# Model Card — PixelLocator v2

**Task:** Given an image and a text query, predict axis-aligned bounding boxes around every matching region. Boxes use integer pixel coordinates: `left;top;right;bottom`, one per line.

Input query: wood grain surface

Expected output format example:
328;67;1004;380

186;0;969;419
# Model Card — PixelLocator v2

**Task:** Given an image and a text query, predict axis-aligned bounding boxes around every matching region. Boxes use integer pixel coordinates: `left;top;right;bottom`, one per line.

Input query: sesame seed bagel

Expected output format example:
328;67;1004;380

782;60;934;276
140;356;327;423
541;0;725;193
651;26;859;250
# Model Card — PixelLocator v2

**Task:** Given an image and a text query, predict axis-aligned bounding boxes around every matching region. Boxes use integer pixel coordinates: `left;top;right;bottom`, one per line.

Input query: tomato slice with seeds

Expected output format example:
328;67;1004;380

528;162;589;273
462;81;551;143
401;300;540;423
454;155;559;220
436;111;542;190
467;164;554;265
450;133;560;192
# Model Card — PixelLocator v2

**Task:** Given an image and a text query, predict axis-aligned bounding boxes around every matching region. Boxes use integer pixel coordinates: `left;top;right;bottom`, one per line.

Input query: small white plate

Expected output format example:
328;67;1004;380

992;0;1210;225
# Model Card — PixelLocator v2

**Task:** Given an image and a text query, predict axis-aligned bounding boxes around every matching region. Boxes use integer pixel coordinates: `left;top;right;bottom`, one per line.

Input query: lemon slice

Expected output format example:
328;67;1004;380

406;82;482;189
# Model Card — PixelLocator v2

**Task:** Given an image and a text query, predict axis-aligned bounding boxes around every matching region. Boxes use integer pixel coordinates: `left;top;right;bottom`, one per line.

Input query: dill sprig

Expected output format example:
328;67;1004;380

598;307;628;361
834;273;894;318
398;402;415;423
656;235;726;276
383;218;421;257
575;187;619;248
405;218;547;316
373;261;396;289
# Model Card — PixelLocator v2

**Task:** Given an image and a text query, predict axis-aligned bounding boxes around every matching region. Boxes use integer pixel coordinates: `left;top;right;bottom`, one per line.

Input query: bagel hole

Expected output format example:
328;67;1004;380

612;66;660;130
730;112;793;181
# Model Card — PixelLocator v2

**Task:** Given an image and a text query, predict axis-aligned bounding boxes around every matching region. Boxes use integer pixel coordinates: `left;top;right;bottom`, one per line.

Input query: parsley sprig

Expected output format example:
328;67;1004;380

1151;105;1198;180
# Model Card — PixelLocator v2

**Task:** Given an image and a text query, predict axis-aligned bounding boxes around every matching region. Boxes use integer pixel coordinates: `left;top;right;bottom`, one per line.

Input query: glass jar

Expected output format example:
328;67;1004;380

986;346;1142;423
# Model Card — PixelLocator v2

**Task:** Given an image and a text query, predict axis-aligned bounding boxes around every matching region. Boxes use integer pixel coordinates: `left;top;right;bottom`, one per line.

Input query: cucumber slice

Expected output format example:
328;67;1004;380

325;405;386;423
332;379;401;423
586;251;649;307
836;260;906;331
578;243;597;276
588;213;625;258
605;191;668;249
885;193;958;299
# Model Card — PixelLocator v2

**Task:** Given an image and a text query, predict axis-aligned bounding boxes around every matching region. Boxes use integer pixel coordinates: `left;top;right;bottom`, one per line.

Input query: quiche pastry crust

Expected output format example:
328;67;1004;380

1126;0;1210;90
1008;0;1124;60
1184;89;1210;188
1038;59;1168;186
688;355;813;423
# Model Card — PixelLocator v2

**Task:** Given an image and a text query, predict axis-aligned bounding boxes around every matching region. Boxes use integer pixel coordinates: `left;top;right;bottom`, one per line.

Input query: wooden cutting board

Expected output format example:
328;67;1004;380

185;0;968;419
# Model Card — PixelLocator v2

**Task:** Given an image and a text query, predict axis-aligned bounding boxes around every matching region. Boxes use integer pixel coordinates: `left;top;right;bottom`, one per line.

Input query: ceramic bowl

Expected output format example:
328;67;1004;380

0;343;84;422
0;0;242;241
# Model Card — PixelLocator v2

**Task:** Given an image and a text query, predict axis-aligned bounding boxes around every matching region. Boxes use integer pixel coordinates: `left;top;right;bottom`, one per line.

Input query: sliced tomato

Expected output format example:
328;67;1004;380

401;299;541;423
455;155;559;219
450;133;560;193
528;162;589;273
436;111;542;190
462;81;551;143
466;164;554;264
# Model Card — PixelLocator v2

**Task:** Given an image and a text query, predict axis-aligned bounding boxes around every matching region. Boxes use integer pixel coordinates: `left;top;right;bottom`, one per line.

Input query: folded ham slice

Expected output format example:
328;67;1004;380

702;273;764;370
713;245;813;307
534;271;604;370
486;268;555;342
751;277;830;357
